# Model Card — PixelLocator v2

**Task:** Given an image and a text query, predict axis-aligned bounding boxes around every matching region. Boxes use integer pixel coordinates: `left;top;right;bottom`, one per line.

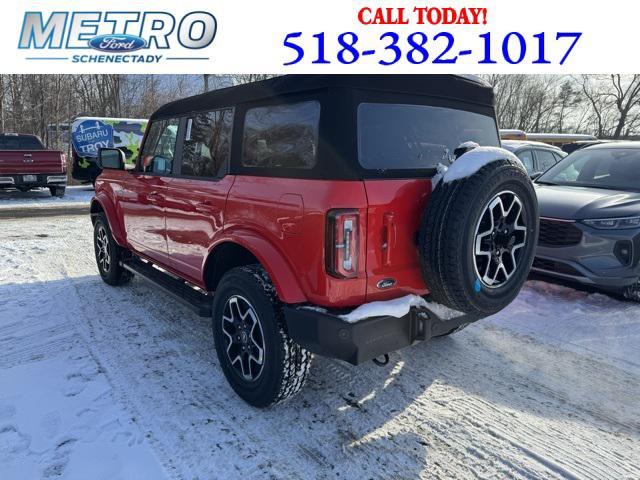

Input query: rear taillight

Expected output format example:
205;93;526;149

326;209;359;278
61;153;67;173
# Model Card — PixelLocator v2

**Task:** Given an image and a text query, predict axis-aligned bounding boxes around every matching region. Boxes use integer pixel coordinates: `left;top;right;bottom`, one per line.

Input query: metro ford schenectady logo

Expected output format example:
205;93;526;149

18;11;216;64
88;34;146;53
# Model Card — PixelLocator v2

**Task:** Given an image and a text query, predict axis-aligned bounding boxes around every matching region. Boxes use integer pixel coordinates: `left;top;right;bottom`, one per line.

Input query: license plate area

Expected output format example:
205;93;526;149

22;175;37;182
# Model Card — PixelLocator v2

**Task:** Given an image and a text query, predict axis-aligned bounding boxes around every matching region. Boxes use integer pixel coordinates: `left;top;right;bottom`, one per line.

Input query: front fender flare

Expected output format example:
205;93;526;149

209;231;308;305
91;194;126;247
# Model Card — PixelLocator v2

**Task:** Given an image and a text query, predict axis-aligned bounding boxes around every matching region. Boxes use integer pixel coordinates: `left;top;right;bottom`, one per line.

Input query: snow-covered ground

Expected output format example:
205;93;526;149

1;215;639;479
0;186;93;211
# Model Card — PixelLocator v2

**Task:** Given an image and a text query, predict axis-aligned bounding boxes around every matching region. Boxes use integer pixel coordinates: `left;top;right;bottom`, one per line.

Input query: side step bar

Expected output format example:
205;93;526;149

122;257;212;317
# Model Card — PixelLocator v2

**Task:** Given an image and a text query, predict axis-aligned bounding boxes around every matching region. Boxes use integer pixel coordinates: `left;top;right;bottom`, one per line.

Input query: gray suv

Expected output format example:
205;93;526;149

533;142;640;300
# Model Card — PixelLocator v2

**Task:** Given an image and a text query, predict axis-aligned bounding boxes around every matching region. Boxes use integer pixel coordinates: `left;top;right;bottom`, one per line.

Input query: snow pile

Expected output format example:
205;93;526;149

456;141;480;151
340;295;428;323
0;185;93;210
443;146;522;183
431;143;522;186
339;294;463;323
423;301;465;320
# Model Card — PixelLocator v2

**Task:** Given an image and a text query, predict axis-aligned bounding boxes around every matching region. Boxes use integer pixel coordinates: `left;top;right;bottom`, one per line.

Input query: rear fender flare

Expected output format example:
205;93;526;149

208;230;307;304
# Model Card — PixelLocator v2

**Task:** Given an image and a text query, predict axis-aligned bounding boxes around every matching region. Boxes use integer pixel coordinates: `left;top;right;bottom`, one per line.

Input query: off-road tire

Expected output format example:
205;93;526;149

212;265;312;408
419;158;538;316
50;186;65;197
93;213;133;286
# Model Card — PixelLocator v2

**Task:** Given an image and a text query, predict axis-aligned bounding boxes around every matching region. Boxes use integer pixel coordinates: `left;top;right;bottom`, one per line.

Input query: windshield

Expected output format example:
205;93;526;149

537;147;640;192
357;103;499;170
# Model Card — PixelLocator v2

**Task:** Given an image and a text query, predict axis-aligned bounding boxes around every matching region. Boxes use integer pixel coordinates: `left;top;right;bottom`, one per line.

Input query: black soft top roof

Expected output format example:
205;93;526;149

150;74;494;120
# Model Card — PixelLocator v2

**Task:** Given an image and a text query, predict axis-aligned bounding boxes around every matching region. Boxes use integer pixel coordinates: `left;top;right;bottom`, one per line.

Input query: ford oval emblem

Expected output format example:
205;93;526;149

89;34;146;52
376;278;396;290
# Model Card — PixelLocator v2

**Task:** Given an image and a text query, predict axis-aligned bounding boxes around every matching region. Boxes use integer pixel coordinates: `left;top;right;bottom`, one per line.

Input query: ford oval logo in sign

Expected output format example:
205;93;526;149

89;34;146;52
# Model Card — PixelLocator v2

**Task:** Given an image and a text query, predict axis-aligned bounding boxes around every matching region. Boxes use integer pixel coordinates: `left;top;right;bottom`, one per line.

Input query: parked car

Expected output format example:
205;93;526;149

533;142;640;300
71;117;147;184
0;133;67;196
501;140;567;177
561;139;613;154
90;75;538;407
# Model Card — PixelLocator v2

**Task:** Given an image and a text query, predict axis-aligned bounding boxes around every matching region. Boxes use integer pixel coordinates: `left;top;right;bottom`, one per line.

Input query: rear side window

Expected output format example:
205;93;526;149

537;150;558;171
140;119;179;175
0;135;44;150
242;101;320;169
358;103;500;170
181;108;233;178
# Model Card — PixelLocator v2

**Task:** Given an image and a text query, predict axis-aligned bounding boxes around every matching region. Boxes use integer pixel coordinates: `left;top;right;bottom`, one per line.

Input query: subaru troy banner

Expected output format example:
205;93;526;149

71;119;114;157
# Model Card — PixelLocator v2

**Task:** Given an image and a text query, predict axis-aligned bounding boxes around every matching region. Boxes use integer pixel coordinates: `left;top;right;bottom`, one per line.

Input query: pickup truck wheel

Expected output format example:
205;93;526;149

93;213;133;286
212;265;312;408
419;158;538;316
623;280;640;302
50;186;65;197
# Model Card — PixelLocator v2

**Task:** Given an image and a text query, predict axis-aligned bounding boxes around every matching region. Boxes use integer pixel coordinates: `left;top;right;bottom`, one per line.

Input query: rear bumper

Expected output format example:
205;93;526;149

0;173;67;188
284;304;478;365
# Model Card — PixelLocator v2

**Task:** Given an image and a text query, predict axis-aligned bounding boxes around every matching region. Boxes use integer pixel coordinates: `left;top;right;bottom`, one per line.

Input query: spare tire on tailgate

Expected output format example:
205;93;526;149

419;149;538;317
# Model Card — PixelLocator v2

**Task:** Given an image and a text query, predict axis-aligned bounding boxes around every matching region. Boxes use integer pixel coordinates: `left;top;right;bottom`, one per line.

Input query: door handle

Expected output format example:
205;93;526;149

382;212;396;267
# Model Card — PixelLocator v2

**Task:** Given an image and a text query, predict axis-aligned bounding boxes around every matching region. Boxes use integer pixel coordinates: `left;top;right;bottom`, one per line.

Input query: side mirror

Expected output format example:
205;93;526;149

98;148;126;170
530;172;542;181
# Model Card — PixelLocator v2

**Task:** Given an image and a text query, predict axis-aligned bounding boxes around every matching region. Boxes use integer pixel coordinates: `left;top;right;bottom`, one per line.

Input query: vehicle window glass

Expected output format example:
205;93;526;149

537;150;558;172
19;136;44;150
0;136;20;149
516;150;534;173
242;101;320;169
538;148;640;191
140;119;178;175
181;108;233;177
358;103;500;170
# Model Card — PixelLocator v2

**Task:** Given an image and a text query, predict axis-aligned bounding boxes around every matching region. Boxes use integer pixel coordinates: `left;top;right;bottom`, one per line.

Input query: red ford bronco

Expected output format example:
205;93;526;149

91;75;538;407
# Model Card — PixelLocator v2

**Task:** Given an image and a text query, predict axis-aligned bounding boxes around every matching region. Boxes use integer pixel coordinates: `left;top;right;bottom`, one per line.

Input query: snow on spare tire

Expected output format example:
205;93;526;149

419;145;538;317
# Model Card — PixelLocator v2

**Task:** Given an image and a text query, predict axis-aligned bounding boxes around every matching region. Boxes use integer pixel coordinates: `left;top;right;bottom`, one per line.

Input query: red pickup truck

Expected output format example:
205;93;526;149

91;75;538;407
0;133;67;197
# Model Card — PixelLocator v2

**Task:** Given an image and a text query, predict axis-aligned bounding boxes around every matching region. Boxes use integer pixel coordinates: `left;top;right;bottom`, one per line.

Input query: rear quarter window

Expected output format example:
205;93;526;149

242;101;320;169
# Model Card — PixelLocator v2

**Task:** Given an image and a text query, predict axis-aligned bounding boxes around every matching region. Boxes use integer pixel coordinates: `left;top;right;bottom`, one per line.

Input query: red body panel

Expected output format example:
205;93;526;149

0;150;65;175
96;171;433;309
363;179;432;302
225;176;369;308
164;176;236;284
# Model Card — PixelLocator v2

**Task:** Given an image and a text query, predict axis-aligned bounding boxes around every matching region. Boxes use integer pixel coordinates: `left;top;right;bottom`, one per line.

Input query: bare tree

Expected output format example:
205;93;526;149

1;74;639;147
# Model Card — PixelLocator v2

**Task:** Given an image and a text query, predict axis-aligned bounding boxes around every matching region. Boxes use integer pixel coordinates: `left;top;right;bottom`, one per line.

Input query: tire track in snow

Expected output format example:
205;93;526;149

6;216;639;479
